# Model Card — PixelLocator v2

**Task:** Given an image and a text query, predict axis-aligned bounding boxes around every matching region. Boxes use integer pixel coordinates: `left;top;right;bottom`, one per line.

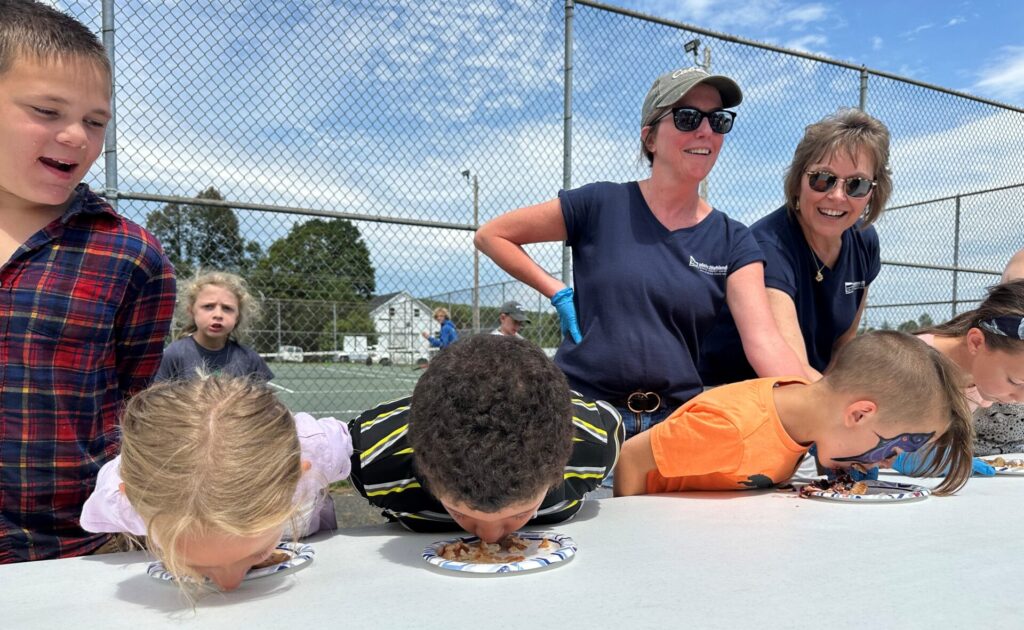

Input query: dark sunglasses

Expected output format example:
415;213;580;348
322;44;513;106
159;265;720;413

805;171;877;198
653;107;736;134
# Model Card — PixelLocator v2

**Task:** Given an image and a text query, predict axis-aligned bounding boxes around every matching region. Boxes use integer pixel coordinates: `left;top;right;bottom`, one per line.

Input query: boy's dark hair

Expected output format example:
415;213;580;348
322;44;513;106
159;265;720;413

408;334;573;512
824;330;974;495
0;0;111;81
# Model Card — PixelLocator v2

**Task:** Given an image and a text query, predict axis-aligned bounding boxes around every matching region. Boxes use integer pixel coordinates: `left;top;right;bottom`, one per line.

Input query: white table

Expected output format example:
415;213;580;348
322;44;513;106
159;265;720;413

4;475;1024;628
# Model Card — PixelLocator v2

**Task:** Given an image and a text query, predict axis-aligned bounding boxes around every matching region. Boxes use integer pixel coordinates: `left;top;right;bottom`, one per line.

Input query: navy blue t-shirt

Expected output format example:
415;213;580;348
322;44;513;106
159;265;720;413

699;206;881;384
155;337;275;382
555;181;763;408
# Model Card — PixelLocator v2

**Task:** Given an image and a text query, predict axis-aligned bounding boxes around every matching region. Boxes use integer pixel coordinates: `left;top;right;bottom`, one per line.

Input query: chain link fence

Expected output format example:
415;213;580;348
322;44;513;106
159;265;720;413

67;0;1024;417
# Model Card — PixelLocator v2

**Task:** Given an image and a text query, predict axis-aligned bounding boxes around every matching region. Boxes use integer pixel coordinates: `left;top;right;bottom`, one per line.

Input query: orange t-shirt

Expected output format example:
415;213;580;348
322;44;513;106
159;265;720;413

647;377;809;492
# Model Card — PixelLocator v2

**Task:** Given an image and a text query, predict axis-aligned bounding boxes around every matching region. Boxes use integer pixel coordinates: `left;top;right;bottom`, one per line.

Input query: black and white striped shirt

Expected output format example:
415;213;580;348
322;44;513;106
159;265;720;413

348;393;623;532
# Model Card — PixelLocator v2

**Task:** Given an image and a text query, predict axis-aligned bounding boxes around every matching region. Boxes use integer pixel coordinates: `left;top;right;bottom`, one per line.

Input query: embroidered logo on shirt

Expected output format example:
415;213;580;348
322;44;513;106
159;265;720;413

845;281;866;294
688;256;728;276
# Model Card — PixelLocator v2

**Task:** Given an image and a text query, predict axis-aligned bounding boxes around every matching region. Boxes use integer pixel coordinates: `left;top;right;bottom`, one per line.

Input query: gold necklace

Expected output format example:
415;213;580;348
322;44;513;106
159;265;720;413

810;248;826;283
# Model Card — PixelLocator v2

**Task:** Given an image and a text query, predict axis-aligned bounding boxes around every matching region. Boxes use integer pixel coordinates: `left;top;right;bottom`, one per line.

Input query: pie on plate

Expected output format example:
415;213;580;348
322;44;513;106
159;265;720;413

423;531;576;574
981;454;1024;475
147;541;315;585
799;473;931;503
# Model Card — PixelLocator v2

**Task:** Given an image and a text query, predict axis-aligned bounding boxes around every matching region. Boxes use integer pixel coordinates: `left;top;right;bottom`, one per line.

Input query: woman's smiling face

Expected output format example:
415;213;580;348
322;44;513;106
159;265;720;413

796;145;875;242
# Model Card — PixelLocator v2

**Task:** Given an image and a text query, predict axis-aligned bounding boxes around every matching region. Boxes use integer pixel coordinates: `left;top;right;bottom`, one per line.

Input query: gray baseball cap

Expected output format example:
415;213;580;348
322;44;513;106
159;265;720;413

500;301;531;323
641;66;743;127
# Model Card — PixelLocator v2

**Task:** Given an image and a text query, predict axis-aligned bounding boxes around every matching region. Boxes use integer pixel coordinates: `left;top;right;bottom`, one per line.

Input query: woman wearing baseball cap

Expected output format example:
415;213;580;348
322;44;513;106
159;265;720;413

475;66;810;441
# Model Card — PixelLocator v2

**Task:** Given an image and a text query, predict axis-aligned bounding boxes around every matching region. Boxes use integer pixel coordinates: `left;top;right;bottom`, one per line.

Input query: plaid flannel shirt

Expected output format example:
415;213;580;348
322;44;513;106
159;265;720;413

0;185;175;563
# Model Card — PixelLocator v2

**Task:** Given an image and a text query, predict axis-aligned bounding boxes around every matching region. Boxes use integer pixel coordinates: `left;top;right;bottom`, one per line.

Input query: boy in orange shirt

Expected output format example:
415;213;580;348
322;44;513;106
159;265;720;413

614;331;974;497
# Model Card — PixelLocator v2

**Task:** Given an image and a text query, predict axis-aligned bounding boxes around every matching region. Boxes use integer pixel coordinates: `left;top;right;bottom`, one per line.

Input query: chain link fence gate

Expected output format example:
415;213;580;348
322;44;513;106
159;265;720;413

65;0;1023;417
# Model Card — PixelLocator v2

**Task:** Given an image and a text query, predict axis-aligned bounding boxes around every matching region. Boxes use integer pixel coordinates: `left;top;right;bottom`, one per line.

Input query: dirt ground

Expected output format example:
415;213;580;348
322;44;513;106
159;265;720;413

329;482;390;528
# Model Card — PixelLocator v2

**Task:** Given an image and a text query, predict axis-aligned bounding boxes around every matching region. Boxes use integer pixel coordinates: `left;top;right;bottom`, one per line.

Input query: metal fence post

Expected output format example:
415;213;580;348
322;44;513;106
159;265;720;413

561;0;575;287
101;0;118;208
952;195;962;318
472;174;480;333
859;66;868;111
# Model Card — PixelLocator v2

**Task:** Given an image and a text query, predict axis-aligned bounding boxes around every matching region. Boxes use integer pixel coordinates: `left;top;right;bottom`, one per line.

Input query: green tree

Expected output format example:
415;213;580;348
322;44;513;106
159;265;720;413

146;186;260;274
896;312;936;333
252;218;376;350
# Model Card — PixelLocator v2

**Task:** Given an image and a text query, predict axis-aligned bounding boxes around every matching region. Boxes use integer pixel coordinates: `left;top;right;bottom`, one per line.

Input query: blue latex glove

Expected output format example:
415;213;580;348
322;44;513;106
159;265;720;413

550;287;582;343
892;451;996;477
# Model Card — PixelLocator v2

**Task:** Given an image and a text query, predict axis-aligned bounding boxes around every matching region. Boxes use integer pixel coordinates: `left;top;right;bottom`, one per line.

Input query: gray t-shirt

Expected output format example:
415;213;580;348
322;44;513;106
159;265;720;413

155;337;274;382
975;403;1024;455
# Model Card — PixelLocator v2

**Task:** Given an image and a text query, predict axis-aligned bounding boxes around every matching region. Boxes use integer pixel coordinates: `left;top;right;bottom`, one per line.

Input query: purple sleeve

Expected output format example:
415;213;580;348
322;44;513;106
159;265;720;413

79;456;148;535
293;414;354;537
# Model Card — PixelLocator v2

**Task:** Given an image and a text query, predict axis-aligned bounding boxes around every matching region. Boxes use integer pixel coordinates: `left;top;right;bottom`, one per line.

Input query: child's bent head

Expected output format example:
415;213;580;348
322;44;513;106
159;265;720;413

930;280;1024;405
0;0;111;87
408;335;573;540
822;330;973;494
119;375;301;591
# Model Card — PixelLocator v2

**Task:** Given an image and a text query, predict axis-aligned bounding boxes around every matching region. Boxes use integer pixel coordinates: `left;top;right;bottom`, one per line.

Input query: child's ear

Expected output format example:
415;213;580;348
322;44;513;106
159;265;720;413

966;327;986;354
842;400;878;427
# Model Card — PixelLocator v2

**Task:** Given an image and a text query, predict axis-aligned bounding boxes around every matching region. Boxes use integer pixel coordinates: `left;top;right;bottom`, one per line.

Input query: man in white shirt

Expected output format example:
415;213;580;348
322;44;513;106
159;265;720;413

491;301;530;338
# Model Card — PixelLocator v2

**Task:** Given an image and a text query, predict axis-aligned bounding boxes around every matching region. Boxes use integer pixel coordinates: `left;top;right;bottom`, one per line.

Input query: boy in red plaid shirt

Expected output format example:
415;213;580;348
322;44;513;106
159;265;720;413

0;0;176;562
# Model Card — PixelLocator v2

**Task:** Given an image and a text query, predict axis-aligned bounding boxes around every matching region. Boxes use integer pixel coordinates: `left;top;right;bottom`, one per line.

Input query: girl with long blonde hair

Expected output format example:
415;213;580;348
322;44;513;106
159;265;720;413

81;375;352;592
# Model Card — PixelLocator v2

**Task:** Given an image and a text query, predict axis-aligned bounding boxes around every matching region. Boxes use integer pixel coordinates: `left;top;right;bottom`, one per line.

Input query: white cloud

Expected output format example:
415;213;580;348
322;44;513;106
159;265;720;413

872;36;883;51
900;22;934;37
783;34;828;55
779;3;829;27
974;47;1024;103
946;16;965;27
608;0;830;34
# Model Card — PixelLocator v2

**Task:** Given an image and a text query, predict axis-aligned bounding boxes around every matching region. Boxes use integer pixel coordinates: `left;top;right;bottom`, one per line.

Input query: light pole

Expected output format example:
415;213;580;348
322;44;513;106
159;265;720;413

461;169;480;333
685;39;712;201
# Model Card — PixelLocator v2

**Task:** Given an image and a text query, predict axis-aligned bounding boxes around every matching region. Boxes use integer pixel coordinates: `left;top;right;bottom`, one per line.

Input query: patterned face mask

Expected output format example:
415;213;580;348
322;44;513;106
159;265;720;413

832;431;935;466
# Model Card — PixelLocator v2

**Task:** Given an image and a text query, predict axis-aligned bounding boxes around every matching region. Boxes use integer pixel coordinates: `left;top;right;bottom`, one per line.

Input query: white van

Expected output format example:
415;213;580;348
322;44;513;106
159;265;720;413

278;345;304;363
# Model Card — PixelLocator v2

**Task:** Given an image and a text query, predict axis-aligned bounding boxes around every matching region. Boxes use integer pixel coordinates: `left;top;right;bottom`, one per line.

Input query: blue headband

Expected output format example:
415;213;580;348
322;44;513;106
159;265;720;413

979;317;1024;340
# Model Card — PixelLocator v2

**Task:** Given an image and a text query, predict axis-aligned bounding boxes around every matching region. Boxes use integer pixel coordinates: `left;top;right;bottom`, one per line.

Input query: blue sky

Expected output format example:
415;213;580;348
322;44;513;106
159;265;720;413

609;0;1024;106
58;0;1023;315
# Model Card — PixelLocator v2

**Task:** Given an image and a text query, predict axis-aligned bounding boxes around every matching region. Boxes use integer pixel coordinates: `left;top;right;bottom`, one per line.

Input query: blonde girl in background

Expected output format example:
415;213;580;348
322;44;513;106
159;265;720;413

80;375;352;592
155;270;274;382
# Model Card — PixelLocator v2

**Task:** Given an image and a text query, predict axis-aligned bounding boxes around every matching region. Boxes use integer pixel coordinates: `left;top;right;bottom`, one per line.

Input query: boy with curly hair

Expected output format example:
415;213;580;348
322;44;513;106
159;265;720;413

349;334;623;543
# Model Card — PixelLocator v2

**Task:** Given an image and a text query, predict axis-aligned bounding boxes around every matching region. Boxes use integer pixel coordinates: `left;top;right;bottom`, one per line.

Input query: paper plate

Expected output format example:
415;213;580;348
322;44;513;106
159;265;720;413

147;541;315;584
980;454;1024;476
799;480;931;503
422;532;575;574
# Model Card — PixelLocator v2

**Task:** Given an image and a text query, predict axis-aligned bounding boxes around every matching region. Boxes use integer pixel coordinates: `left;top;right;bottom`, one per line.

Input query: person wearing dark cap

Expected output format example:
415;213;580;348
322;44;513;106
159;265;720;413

491;301;531;338
475;66;809;445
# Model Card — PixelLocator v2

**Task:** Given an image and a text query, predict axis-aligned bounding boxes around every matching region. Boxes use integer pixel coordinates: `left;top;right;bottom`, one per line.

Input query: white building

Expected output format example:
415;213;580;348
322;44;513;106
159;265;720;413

368;291;434;364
